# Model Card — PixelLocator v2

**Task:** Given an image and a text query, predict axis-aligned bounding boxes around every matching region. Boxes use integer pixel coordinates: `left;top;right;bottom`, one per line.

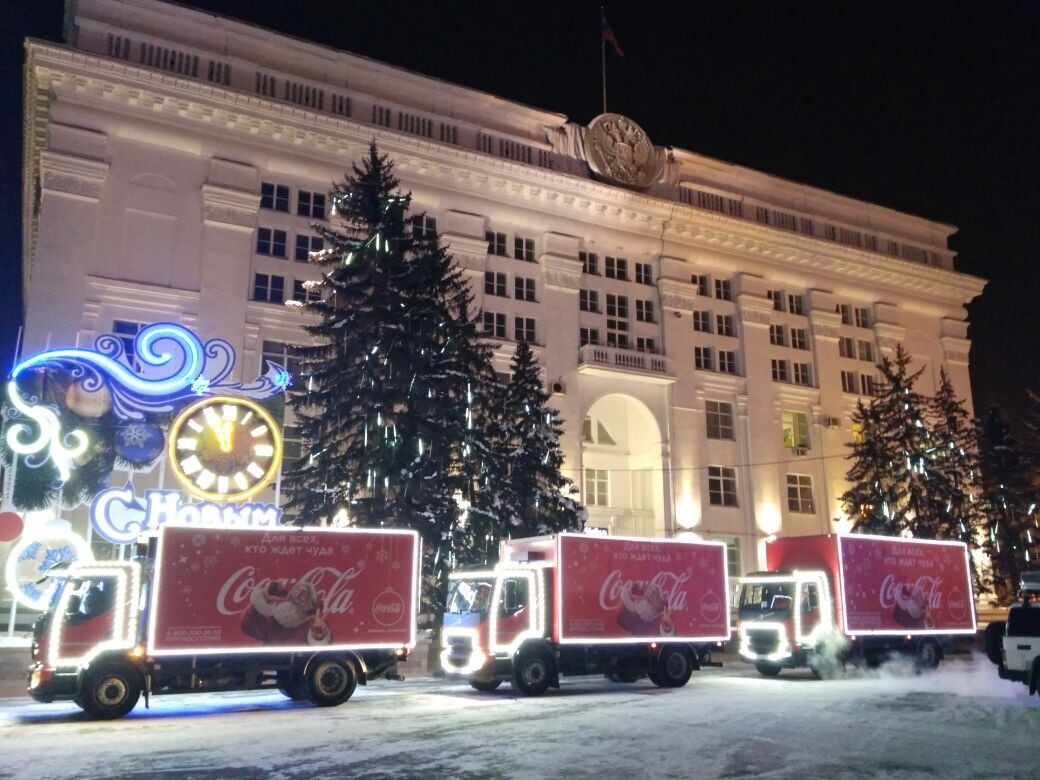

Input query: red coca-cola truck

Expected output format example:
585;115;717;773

441;533;731;694
28;524;420;718
737;533;976;677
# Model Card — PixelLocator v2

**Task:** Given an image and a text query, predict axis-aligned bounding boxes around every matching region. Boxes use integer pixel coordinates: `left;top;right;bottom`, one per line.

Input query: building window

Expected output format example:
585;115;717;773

514;236;535;262
579;289;600;313
839;337;855;358
292;279;320;303
838;304;852;325
852;420;865;444
791;328;808;350
257;227;287;257
635;300;655;323
714;278;732;301
331;94;352;117
411;215;438;239
692;310;713;333
769;324;786;347
788;294;805;315
635;262;653;285
605;256;628;280
860;374;876;396
582;417;617;445
483;312;506;338
295;233;323;262
253;273;284;303
580;251;599;275
782;411;810;449
799;217;814;235
636;336;657;353
372;105;392;127
695;346;714;371
297;191;326;220
485;271;507;297
716;314;735;337
580;327;600;346
607;332;630;349
486;231;508;257
771;359;789;382
112;320;143;369
606;294;629;347
854;307;871;328
768;289;785;312
708;466;738;507
515;277;536;302
786;474;815;513
857;340;874;362
793;362;812;386
714;535;742;577
261;340;304;380
585;468;610;506
841;370;858;394
260;182;289;212
515;317;537;343
755;206;770;225
719;350;738;374
691;274;710;296
705;400;734;440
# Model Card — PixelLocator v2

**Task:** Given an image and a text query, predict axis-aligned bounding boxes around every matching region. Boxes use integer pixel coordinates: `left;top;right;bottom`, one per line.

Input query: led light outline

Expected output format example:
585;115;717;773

488;567;545;656
4;381;89;482
146;525;420;656
554;533;731;645
167;396;283;503
5;529;94;611
439;627;488;675
47;561;141;669
835;534;977;637
736;570;834;661
13;323;203;395
738;622;791;662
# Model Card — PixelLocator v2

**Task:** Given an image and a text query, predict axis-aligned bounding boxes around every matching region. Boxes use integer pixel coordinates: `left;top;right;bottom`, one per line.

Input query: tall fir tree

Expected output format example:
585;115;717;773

490;340;585;541
841;344;934;535
283;143;501;619
977;406;1039;603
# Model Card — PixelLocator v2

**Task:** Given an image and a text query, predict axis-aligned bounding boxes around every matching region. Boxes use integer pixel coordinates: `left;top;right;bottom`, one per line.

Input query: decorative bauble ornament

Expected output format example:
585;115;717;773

5;519;93;611
0;511;24;542
114;423;165;463
64;379;112;418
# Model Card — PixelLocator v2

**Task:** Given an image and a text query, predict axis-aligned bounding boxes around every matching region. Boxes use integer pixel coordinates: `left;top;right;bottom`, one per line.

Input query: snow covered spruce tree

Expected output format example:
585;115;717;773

840;344;938;535
490;340;584;540
282;143;501;619
976;406;1039;603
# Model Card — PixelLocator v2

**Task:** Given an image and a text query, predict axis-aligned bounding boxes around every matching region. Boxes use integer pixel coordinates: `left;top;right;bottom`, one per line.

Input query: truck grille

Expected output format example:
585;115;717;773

445;635;473;669
746;629;780;655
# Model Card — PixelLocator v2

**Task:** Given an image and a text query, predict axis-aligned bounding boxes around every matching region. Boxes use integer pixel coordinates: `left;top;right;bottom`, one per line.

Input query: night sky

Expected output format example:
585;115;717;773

2;1;1038;428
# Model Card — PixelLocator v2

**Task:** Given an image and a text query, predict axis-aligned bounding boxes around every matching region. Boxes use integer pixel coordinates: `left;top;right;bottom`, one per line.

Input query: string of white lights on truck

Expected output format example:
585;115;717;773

736;571;834;662
440;570;495;675
48;561;141;669
488;566;548;656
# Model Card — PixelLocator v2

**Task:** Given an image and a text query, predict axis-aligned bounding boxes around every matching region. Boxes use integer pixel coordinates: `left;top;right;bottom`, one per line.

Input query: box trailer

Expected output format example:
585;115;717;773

441;533;730;695
737;533;976;677
28;524;420;718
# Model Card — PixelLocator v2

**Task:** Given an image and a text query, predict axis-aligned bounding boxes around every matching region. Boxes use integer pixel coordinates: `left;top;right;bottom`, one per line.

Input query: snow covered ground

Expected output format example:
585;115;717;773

0;656;1035;779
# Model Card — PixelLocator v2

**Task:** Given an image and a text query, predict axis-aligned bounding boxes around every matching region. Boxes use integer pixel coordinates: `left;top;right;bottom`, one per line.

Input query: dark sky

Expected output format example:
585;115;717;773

3;1;1038;427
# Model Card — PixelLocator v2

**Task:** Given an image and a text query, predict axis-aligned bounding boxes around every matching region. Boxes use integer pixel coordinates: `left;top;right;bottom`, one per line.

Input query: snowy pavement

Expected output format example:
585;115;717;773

0;657;1035;779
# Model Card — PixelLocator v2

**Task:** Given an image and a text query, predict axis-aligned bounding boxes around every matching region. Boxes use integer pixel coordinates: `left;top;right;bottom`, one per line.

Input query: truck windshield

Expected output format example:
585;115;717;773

64;576;118;624
739;582;795;620
446;579;495;615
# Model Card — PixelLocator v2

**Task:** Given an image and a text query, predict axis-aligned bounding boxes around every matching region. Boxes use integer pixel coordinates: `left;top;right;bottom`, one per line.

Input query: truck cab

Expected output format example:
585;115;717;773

736;570;835;677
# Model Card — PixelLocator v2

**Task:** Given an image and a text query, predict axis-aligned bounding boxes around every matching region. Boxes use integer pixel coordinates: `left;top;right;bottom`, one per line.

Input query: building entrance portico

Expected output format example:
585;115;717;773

580;393;669;538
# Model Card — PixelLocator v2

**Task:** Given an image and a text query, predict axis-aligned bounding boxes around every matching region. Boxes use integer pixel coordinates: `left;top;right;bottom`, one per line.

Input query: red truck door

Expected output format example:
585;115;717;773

799;581;821;640
492;574;538;653
52;574;121;664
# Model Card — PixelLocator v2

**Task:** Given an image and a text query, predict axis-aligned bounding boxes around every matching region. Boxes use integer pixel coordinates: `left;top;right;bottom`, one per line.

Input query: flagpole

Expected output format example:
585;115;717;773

600;6;607;114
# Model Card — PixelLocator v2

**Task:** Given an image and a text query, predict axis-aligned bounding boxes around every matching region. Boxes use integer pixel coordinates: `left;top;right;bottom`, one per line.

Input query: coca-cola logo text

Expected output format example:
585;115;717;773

699;591;722;623
216;565;362;616
878;575;944;611
372;589;405;627
599;570;690;612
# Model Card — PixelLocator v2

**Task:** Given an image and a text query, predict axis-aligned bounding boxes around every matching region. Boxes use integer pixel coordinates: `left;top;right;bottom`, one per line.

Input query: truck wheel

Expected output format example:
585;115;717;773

78;663;142;720
754;662;782;678
468;679;502;692
306;658;357;707
607;669;641;684
1029;658;1040;697
513;649;553;696
653;646;693;688
983;621;1006;666
809;653;845;680
276;671;308;701
914;639;942;672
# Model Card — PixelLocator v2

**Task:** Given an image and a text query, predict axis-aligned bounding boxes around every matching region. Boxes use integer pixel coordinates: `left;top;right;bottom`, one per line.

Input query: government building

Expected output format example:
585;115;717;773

6;0;984;626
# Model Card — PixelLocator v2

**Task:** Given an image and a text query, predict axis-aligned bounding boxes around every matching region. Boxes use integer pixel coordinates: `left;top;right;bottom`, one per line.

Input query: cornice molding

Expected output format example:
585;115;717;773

38;150;109;201
542;253;582;292
658;278;699;312
25;42;987;309
200;183;260;229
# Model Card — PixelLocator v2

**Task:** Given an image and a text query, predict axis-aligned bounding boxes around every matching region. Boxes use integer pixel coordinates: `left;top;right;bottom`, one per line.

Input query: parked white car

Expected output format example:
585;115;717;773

988;572;1040;696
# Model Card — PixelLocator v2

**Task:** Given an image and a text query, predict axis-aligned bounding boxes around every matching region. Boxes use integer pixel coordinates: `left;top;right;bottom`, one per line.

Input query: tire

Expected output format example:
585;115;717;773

652;646;693;688
983;621;1006;666
914;639;942;672
512;649;553;696
78;663;142;720
1029;658;1040;697
276;671;308;701
809;653;845;681
607;668;641;684
754;662;782;678
468;679;502;692
646;666;665;686
305;658;357;707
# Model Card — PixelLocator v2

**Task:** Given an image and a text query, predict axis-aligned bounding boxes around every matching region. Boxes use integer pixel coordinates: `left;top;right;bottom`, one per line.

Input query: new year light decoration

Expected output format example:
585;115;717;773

5;381;88;481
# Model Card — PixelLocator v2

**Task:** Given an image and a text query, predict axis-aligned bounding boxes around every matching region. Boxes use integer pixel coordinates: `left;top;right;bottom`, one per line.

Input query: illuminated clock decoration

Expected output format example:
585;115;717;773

168;396;283;503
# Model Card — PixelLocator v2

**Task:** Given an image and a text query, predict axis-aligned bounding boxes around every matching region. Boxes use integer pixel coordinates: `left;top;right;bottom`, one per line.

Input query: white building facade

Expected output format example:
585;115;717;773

12;0;984;600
